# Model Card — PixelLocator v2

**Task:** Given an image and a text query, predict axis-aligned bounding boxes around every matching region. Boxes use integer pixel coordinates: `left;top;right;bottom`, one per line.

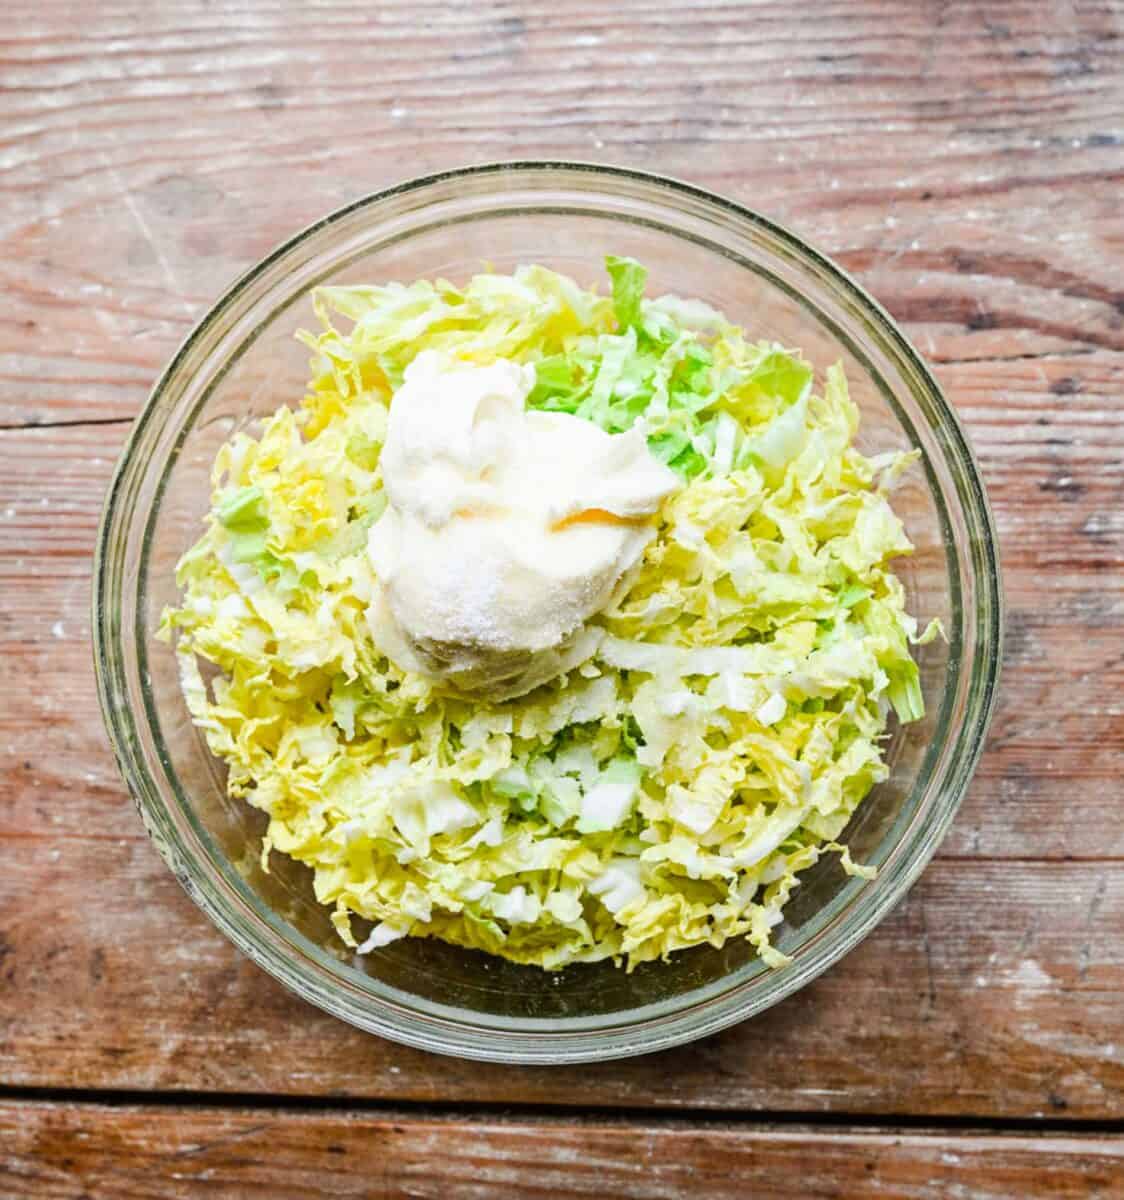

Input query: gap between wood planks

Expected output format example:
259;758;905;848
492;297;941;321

1;1084;1121;1137
0;415;134;432
0;346;1119;434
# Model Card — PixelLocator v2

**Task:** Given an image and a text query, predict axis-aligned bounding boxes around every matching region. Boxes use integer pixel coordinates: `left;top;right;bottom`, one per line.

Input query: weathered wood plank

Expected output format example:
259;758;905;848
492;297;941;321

2;1102;1121;1200
0;0;1120;424
0;832;1120;1116
0;342;1121;1113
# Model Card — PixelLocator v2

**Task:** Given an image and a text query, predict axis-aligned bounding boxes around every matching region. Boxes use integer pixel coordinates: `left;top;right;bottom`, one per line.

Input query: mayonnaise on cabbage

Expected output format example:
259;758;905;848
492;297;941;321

366;351;678;698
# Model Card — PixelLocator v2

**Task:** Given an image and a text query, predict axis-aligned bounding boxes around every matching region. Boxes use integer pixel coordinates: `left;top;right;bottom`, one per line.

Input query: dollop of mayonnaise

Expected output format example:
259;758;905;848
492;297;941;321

366;351;679;699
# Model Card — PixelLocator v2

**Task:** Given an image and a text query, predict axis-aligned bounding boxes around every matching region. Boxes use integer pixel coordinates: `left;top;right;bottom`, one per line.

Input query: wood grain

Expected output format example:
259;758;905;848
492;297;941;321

2;1102;1122;1200
0;348;1117;1116
1;8;1123;1110
1;833;1121;1116
0;0;1121;426
1;0;1122;1179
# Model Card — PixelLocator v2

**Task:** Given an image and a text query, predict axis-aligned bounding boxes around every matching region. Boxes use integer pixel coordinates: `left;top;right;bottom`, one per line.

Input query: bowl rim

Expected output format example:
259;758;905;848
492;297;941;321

94;159;1003;1063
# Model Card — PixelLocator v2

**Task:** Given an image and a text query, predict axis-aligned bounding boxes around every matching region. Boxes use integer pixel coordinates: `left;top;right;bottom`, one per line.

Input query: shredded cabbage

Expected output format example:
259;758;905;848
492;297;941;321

160;257;934;971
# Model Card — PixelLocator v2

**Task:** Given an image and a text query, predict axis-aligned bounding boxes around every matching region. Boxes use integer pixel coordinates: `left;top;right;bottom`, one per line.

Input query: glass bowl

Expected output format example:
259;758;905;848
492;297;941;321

94;162;1002;1063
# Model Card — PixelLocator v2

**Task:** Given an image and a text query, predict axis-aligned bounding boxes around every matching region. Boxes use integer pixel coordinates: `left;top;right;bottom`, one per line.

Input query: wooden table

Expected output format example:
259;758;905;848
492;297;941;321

2;2;1122;1195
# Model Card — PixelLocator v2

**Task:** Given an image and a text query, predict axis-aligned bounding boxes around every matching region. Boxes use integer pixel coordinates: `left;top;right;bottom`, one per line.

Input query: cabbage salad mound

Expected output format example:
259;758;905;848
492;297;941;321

162;256;936;971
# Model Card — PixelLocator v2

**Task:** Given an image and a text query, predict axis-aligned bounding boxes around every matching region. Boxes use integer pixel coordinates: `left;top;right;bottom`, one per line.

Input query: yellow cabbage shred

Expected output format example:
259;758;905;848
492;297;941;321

160;260;931;971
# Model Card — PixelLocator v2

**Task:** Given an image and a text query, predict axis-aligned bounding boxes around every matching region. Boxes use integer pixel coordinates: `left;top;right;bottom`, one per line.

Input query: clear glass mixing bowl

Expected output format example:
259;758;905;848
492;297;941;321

94;163;1002;1063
